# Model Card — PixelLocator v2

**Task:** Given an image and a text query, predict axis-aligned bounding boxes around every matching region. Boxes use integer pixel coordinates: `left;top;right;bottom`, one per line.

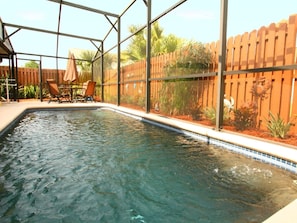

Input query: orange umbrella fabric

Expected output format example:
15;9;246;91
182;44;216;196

64;53;78;83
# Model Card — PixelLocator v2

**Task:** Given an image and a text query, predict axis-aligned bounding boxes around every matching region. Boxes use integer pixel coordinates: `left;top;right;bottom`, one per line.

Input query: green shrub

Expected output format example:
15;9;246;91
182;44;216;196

266;111;292;139
204;107;230;125
190;105;204;121
17;85;46;99
233;104;256;131
136;96;145;108
160;41;213;116
18;85;36;99
25;85;36;98
204;107;216;124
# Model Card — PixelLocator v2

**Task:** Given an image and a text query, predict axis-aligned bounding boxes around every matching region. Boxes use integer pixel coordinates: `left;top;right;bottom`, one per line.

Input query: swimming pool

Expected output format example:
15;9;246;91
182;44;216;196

0;109;296;222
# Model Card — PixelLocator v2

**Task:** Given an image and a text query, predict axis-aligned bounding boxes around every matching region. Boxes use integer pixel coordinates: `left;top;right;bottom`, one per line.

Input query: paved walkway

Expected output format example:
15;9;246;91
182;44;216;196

0;100;297;222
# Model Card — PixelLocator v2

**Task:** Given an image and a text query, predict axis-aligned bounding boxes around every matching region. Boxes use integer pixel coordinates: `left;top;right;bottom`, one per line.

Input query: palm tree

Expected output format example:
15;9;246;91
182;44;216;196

123;25;146;62
160;34;184;54
76;50;95;72
122;21;184;62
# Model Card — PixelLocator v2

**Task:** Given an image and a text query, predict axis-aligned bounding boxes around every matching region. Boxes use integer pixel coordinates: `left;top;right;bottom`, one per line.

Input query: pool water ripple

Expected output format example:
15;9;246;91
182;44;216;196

0;109;297;222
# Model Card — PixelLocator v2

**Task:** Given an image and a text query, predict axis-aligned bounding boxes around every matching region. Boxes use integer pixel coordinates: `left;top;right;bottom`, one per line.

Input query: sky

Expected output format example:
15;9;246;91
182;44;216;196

0;0;296;69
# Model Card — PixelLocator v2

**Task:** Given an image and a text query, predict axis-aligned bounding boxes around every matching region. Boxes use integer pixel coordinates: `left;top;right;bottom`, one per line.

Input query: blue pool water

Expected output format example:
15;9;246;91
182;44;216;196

0;109;297;223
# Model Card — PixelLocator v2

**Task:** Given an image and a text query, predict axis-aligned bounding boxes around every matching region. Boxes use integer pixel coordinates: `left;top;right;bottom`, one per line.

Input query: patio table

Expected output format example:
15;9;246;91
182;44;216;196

71;86;86;102
58;84;74;101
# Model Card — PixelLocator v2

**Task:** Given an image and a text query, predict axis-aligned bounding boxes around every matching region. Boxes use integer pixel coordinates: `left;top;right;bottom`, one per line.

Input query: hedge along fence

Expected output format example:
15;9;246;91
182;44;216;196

103;14;297;133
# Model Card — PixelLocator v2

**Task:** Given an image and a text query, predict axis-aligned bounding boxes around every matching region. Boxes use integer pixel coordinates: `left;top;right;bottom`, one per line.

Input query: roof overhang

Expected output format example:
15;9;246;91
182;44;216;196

0;18;14;58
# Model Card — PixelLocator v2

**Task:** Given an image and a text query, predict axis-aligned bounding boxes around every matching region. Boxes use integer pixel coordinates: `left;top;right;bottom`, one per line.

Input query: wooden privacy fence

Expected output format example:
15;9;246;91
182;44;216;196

104;14;297;132
1;14;297;132
212;14;297;130
0;67;66;86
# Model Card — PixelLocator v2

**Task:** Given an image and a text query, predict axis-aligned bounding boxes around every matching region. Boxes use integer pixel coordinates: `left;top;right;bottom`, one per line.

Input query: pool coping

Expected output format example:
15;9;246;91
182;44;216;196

0;101;297;222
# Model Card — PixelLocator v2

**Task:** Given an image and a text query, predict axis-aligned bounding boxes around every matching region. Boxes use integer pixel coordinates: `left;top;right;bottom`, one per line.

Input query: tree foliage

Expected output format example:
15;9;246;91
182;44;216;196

76;50;95;72
78;50;117;73
159;41;213;116
122;21;184;62
24;60;39;68
164;41;212;76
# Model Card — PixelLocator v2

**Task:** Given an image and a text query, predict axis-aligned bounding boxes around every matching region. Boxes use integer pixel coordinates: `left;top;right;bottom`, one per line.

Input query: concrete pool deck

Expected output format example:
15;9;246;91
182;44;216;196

0;100;297;222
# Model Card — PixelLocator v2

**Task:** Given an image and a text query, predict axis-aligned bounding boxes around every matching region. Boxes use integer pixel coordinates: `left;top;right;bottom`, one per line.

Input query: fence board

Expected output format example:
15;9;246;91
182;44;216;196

225;36;234;100
232;35;242;108
237;32;249;106
269;24;282;116
1;13;297;133
283;14;297;123
259;23;276;127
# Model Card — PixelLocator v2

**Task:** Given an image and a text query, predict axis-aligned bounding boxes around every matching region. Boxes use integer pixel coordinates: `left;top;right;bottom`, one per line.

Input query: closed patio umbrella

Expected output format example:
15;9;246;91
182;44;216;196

63;53;78;83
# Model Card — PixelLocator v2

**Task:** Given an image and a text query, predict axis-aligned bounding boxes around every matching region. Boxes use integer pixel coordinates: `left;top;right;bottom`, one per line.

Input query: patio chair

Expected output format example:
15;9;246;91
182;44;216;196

74;81;96;102
84;81;96;102
46;79;71;103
